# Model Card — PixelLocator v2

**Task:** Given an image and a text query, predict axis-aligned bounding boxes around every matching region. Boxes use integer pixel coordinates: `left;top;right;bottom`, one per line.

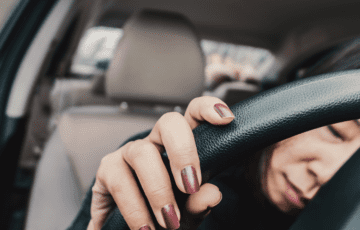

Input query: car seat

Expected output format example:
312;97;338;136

24;9;205;230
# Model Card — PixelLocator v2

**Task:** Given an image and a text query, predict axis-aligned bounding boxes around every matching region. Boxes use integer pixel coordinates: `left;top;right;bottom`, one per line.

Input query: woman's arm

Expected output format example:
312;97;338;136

84;96;234;230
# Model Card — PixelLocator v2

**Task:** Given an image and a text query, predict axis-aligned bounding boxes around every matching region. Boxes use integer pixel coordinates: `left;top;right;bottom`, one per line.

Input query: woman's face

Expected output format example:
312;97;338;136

262;120;360;214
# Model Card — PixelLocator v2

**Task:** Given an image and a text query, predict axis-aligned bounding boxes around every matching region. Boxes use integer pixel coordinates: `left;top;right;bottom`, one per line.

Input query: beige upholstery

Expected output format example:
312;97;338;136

48;76;113;131
25;9;204;230
106;10;205;106
25;129;82;230
58;106;160;195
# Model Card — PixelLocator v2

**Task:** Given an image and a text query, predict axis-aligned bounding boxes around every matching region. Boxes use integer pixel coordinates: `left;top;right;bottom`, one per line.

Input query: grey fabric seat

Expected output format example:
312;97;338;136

24;9;204;230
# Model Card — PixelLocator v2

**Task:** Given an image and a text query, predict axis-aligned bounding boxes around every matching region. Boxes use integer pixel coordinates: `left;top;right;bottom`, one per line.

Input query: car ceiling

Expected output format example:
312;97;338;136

74;0;360;79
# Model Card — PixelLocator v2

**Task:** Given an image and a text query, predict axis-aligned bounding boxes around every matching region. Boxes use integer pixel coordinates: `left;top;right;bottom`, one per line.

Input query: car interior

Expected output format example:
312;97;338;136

1;0;360;229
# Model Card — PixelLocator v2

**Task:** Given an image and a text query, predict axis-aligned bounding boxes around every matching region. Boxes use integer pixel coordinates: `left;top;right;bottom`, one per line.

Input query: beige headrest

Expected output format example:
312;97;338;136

105;9;205;106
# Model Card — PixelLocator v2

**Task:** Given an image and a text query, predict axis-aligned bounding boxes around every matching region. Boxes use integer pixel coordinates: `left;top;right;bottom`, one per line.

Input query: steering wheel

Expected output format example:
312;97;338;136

96;70;360;230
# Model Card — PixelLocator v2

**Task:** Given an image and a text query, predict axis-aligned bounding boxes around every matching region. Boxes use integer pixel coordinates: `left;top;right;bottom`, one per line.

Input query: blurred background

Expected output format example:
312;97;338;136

70;26;275;87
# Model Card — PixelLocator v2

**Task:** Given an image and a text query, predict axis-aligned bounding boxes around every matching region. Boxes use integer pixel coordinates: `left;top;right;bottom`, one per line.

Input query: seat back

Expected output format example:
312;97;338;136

25;9;205;230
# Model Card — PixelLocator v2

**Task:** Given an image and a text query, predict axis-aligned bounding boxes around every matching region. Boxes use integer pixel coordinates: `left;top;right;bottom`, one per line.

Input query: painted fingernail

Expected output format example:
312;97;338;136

214;103;234;118
161;204;180;229
139;225;151;230
181;165;200;194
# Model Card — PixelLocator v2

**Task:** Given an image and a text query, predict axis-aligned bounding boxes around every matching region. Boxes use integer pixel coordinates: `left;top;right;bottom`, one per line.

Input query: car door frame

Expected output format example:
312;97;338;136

0;0;65;228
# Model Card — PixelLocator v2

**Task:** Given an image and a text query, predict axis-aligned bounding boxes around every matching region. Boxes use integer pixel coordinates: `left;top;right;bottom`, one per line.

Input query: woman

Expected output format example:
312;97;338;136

83;96;360;230
68;38;360;230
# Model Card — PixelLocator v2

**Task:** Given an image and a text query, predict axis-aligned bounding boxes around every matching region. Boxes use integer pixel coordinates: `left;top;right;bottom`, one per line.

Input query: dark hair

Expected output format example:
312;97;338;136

297;37;360;123
297;37;360;79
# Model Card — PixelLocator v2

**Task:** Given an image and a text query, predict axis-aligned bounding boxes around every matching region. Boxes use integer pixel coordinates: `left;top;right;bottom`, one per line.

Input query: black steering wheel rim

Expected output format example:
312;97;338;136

95;70;360;230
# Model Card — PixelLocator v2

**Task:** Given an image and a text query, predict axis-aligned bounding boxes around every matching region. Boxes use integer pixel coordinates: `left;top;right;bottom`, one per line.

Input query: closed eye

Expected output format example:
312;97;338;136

327;125;343;140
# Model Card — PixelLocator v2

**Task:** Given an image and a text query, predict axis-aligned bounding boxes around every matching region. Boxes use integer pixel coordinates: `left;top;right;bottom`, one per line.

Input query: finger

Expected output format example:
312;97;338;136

180;183;222;230
185;96;235;129
94;148;156;230
90;180;115;229
145;112;202;194
123;140;181;229
86;219;94;230
185;183;222;215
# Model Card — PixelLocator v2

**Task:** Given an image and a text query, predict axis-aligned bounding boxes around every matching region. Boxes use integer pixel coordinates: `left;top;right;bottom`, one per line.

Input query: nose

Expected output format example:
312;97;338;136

302;183;320;201
307;160;342;187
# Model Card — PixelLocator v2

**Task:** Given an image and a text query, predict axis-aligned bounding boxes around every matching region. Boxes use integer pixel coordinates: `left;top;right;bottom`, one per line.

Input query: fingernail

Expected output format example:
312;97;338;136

139;225;151;230
214;103;234;118
161;204;180;229
181;165;200;194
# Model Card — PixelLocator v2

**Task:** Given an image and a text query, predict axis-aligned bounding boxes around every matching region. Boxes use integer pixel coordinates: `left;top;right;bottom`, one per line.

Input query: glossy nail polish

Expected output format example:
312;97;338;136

139;225;151;230
181;165;200;194
161;204;180;229
214;103;234;118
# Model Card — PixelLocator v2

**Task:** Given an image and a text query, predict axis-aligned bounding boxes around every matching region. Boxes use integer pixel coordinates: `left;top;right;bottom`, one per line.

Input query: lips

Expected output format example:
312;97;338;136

283;174;304;208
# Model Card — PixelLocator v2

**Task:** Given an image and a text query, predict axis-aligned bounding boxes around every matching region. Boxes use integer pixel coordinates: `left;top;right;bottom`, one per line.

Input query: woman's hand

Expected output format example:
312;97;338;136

87;96;235;230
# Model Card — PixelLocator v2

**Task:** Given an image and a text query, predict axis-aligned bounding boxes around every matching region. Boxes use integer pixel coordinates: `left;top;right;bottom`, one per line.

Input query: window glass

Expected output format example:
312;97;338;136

71;26;123;76
0;0;22;33
71;26;274;84
200;39;274;86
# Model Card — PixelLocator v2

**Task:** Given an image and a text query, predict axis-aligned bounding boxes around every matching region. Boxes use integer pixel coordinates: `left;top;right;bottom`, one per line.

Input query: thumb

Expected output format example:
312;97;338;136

180;183;222;230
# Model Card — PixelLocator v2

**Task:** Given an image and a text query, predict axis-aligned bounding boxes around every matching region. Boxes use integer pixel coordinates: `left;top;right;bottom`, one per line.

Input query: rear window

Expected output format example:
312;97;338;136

71;26;123;75
200;39;274;86
70;26;274;84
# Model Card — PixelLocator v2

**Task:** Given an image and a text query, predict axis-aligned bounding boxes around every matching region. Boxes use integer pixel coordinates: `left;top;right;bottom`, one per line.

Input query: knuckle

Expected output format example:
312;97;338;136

147;184;172;201
159;111;183;123
92;179;109;196
99;155;110;169
98;153;117;176
158;112;185;131
96;149;126;187
188;96;201;106
97;156;111;179
124;140;158;163
175;146;198;160
99;149;120;167
125;206;145;221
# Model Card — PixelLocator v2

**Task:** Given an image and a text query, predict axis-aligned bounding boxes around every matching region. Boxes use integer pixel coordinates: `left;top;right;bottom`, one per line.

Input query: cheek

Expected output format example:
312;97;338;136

271;134;314;168
270;142;297;171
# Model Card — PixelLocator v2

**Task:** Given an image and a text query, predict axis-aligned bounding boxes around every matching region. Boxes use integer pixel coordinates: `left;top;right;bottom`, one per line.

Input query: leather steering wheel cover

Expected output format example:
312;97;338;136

195;69;360;179
102;70;360;230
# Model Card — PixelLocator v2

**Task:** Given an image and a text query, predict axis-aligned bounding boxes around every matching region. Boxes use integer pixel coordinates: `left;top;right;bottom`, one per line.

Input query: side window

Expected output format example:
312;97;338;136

71;26;123;76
